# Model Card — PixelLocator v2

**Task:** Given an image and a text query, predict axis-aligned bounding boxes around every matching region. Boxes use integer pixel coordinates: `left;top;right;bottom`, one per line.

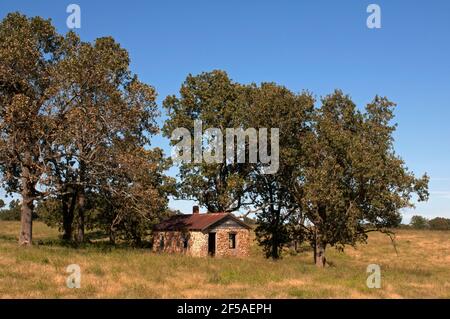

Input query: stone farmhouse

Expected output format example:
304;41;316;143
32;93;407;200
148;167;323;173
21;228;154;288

152;206;251;257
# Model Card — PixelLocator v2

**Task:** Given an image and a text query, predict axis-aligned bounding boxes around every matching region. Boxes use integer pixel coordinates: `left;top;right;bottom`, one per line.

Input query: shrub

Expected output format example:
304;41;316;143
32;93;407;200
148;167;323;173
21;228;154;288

410;215;429;229
428;217;450;230
0;200;21;221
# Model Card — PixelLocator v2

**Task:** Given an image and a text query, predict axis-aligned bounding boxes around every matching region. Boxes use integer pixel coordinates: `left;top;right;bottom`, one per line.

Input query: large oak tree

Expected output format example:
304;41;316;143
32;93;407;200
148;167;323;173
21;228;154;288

163;70;252;212
243;83;314;259
1;13;170;245
0;13;63;245
293;91;429;267
47;33;160;242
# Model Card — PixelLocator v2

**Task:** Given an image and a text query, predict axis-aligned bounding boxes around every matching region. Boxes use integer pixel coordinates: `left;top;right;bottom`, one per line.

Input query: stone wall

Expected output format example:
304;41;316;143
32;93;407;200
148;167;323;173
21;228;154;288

152;231;208;257
213;227;250;257
189;231;208;257
152;231;185;254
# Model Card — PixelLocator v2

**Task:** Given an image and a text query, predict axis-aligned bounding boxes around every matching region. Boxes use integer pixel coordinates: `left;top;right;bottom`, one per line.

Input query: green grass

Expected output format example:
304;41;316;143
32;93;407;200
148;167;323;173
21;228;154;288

0;221;449;298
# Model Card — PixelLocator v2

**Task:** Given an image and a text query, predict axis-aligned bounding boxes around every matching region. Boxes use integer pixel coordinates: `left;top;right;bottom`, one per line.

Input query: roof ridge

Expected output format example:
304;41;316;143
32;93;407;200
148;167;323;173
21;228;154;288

175;212;229;216
154;211;249;231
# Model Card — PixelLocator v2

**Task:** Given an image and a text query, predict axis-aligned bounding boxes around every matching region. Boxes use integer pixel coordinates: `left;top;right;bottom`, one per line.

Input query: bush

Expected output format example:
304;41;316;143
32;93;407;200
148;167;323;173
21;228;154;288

0;199;21;221
410;215;429;229
35;198;63;228
428;217;450;231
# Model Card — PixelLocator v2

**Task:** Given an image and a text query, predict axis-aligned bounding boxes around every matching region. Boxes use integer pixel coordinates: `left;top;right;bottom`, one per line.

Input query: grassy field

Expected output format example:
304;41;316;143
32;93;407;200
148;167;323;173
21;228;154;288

0;221;449;298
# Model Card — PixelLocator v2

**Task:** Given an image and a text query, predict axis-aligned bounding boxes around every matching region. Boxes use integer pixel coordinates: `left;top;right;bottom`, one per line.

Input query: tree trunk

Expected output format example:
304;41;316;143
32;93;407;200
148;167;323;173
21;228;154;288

271;233;279;259
134;236;142;247
313;220;327;267
109;225;116;245
19;165;34;246
76;190;85;243
270;206;280;259
62;191;77;241
76;160;86;243
314;242;327;267
61;196;70;240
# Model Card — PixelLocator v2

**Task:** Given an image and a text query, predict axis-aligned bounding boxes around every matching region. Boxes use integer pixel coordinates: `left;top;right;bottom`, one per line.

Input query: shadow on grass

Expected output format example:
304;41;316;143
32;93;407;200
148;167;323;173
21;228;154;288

34;237;152;252
0;228;152;253
0;234;17;241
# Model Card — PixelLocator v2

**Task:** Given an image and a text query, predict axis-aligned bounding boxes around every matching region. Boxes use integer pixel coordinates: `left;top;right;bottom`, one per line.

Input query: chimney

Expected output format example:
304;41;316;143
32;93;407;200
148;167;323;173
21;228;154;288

193;205;199;214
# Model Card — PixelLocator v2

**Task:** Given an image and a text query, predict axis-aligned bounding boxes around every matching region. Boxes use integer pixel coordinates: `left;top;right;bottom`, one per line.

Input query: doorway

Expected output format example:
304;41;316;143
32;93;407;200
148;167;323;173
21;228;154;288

208;232;216;256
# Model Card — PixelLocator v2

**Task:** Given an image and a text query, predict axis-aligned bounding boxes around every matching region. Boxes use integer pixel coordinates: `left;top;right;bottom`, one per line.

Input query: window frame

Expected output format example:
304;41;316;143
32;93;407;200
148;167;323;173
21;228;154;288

159;234;164;250
228;232;237;249
182;235;189;249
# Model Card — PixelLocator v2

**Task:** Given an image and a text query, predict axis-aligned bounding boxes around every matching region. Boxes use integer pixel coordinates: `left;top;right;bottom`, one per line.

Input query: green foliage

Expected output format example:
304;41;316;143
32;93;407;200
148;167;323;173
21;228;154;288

292;91;429;266
428;217;450;230
35;198;62;227
46;30;164;243
243;83;314;259
164;72;430;263
91;146;175;245
410;215;429;229
255;210;291;259
0;12;64;244
0;200;21;221
0;13;172;245
163;70;251;212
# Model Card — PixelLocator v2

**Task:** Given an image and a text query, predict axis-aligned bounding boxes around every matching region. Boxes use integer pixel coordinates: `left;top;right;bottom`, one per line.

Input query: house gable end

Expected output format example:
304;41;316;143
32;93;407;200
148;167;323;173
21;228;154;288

205;215;250;231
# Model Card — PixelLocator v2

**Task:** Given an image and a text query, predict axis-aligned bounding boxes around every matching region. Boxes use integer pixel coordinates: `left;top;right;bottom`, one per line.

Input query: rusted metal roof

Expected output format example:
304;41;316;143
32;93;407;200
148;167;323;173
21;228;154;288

153;212;251;231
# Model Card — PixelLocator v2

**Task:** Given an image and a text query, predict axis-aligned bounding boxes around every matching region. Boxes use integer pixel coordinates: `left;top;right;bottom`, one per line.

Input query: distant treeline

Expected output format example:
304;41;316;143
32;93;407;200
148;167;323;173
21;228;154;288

405;215;450;231
0;199;21;221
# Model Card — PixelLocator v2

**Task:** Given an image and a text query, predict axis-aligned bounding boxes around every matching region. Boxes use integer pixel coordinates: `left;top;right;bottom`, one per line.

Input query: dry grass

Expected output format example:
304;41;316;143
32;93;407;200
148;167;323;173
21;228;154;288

0;221;449;298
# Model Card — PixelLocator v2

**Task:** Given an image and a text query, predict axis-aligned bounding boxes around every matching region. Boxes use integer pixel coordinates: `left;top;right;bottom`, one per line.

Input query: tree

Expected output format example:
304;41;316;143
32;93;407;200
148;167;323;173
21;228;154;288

293;91;429;267
1;13;170;245
92;143;175;245
410;215;429;229
0;199;4;210
35;197;62;228
0;199;21;221
428;217;450;230
46;33;160;243
163;70;251;212
0;13;63;245
243;83;314;259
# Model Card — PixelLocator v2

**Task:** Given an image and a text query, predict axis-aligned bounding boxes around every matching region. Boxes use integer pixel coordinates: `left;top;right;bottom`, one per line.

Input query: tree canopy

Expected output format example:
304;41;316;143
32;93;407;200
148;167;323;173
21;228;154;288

163;70;251;213
0;13;173;245
292;91;429;266
164;72;429;265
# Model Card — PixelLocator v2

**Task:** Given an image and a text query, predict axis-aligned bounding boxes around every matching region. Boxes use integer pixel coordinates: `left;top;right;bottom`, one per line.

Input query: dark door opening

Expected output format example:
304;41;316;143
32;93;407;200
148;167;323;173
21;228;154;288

208;233;216;256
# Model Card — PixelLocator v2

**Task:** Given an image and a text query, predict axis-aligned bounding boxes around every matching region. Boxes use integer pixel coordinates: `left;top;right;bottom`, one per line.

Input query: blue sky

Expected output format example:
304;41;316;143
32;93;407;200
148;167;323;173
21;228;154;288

1;0;449;222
